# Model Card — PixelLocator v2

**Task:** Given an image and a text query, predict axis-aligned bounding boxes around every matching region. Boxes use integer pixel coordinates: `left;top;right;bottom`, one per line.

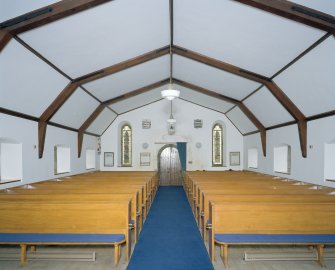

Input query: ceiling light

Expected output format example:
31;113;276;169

161;88;180;100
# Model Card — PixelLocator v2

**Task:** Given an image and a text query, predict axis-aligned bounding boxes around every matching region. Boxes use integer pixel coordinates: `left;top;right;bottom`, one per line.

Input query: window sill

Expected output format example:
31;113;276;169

0;179;21;185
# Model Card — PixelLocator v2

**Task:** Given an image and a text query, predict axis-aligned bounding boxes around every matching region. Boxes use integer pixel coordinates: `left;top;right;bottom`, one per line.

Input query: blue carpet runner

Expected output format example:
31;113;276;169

127;186;214;270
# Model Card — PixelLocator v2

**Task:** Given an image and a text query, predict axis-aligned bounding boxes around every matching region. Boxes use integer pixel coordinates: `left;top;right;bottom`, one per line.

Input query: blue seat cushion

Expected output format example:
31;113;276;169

215;234;335;244
0;233;125;243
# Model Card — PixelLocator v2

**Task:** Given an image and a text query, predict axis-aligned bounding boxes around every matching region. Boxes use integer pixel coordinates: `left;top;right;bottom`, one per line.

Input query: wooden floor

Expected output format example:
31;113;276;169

1;245;334;269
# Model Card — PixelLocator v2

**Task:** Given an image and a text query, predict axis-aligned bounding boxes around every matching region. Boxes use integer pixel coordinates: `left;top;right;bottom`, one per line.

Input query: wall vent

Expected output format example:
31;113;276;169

142;120;151;129
194;119;203;128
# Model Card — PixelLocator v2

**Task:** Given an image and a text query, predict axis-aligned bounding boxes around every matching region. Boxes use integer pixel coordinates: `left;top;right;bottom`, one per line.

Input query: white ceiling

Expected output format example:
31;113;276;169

51;89;100;129
274;36;335;117
173;55;261;100
84;56;170;102
243;86;295;127
176;86;234;114
110;87;166;114
86;108;117;135
19;0;170;78
1;0;334;137
290;0;335;16
226;107;258;134
0;39;70;117
174;0;325;77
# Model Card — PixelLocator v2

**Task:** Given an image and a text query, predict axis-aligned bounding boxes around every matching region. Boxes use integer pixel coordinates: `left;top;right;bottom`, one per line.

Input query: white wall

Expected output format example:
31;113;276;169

0;114;99;189
244;116;335;187
101;99;244;171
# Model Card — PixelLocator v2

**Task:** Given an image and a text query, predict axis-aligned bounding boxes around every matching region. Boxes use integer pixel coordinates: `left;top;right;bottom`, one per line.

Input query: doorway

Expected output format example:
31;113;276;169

158;144;182;186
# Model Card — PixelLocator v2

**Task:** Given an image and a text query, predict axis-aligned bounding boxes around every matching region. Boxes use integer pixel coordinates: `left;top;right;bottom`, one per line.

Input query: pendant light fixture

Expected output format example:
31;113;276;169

161;44;180;100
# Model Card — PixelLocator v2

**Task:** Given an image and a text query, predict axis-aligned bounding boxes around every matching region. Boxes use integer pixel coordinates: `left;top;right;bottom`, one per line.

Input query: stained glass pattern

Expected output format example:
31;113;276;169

121;124;132;166
212;124;223;166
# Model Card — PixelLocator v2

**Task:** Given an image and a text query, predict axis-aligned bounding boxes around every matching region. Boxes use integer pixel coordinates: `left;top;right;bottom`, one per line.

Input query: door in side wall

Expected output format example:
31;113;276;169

159;145;182;186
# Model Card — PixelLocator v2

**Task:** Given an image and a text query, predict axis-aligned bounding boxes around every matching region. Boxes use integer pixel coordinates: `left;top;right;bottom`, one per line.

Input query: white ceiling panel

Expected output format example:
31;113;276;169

290;0;335;16
244;86;294;127
19;0;169;78
0;40;70;117
110;87;165;114
173;55;261;100
51;89;100;129
86;108;117;135
176;86;234;113
274;36;335;117
0;0;59;22
84;56;170;101
174;0;324;77
226;107;258;134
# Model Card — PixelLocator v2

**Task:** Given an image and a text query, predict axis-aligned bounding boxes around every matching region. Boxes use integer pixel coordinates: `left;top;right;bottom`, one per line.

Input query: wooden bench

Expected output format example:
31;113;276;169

207;201;335;267
0;200;132;266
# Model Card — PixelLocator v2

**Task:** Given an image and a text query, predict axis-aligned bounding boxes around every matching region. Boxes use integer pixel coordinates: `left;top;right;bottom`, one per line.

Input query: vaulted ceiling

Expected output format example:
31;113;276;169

0;0;334;159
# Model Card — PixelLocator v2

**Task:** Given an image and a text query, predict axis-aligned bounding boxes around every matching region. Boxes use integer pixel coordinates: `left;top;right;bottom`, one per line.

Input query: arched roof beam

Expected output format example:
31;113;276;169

232;0;335;34
38;46;170;158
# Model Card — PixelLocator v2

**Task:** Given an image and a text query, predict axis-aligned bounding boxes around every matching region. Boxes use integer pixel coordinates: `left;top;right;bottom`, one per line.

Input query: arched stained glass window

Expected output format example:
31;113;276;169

121;124;132;166
212;124;223;166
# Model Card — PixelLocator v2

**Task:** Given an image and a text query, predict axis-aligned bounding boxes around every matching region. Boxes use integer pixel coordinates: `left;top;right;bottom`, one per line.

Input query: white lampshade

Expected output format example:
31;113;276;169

161;89;180;100
167;118;176;124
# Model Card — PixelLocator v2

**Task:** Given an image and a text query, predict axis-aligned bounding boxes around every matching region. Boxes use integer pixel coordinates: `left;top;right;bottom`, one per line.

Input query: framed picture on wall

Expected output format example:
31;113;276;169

104;152;114;167
230;152;240;166
140;152;150;166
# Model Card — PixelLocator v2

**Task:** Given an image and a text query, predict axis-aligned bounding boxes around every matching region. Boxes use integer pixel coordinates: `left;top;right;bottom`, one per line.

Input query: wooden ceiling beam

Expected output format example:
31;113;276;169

38;82;78;158
103;79;170;105
38;46;169;159
0;30;12;51
264;81;307;157
172;45;270;84
78;104;105;158
77;79;170;157
173;78;267;156
172;79;239;104
73;46;170;85
0;0;113;52
232;0;335;34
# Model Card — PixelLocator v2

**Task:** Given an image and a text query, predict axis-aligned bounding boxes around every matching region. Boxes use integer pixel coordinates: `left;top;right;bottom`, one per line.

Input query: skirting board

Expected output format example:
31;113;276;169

0;251;96;261
244;251;335;261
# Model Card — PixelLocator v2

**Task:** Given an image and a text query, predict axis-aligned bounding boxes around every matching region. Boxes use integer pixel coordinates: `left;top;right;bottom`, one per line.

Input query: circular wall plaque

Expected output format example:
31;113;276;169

142;142;149;149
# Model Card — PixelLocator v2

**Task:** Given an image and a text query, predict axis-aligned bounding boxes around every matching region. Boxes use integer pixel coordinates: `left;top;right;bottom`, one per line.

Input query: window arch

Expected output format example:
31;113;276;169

121;124;132;166
212;123;224;166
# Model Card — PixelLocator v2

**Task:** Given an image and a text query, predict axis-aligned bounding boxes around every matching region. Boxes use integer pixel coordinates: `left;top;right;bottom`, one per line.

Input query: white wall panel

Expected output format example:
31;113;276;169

110;87;165;114
0;0;59;22
0;40;70;117
174;0;324;77
244;116;335;188
0;114;98;189
244;86;294;127
226;107;258;134
84;56;170;101
173;55;260;100
177;86;234;113
19;0;170;78
290;0;335;16
101;99;244;171
87;108;117;135
274;37;335;116
51;89;100;129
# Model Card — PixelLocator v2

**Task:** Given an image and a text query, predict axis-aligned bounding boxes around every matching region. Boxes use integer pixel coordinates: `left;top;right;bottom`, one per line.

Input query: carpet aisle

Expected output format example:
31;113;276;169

127;186;214;270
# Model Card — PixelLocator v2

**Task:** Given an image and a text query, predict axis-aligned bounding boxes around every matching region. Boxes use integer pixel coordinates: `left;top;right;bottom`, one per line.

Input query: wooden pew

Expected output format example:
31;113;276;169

200;193;335;239
0;200;132;266
7;186;143;240
207;201;335;267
